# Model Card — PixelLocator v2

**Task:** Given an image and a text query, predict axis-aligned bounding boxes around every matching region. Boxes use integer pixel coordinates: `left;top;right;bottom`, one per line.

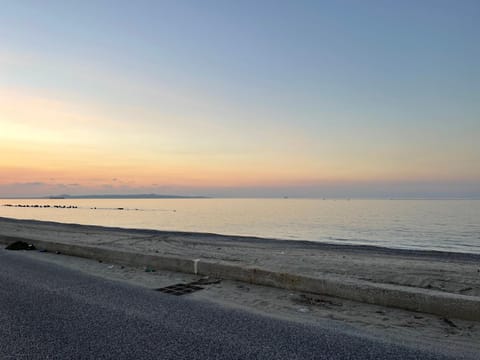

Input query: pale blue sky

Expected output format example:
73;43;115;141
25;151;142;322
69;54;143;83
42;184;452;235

1;1;479;197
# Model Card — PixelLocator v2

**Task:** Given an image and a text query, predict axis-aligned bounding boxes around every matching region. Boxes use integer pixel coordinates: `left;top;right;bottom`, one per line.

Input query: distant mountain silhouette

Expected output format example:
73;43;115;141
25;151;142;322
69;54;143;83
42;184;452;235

46;194;208;199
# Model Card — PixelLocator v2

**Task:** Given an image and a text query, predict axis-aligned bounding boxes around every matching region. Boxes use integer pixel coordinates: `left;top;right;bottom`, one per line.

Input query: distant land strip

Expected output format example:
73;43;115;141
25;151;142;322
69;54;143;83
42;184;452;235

47;194;209;199
0;194;209;200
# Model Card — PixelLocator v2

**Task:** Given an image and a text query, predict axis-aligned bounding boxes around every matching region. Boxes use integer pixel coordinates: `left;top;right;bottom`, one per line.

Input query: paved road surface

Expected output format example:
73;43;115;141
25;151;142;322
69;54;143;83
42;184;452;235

0;250;457;359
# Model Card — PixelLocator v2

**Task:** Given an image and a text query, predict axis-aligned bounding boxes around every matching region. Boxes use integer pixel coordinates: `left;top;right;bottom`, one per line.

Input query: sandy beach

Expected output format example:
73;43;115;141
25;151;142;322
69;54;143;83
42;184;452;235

0;216;479;297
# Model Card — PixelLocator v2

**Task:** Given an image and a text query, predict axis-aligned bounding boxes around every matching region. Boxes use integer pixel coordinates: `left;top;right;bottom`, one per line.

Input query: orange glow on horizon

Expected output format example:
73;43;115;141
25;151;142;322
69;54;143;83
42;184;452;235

1;88;479;197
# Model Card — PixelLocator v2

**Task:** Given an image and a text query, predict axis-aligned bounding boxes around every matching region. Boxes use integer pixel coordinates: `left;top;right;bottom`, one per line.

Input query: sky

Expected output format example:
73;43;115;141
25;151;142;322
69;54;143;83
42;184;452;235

1;0;479;198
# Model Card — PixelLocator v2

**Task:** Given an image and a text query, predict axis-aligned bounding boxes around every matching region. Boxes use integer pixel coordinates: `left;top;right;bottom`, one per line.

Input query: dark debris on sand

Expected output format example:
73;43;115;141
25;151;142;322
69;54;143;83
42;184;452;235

5;241;36;251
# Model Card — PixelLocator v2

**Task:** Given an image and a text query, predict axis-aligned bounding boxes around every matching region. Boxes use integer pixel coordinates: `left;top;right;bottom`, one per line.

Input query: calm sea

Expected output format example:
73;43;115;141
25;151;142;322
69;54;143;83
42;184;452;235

1;199;479;254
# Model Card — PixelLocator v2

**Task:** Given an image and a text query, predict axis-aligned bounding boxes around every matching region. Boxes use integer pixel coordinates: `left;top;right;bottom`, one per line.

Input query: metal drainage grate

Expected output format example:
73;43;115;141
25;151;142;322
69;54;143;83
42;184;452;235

155;283;204;296
154;278;222;296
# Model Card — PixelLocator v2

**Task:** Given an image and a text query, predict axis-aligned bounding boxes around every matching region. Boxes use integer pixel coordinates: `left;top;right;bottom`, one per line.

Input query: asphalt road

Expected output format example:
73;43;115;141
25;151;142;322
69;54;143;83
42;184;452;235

0;250;456;360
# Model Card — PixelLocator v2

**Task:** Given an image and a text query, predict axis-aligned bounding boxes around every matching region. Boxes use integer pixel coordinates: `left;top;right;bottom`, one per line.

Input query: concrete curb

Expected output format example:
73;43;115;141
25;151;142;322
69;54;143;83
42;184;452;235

2;235;479;321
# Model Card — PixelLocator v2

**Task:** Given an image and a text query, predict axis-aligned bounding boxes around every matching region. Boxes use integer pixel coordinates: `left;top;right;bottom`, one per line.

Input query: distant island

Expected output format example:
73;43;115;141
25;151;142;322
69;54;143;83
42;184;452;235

46;194;208;199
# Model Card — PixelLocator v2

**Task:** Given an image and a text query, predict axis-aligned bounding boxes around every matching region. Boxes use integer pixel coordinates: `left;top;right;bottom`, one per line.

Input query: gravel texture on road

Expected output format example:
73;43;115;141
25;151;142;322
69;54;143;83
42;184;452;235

0;250;460;359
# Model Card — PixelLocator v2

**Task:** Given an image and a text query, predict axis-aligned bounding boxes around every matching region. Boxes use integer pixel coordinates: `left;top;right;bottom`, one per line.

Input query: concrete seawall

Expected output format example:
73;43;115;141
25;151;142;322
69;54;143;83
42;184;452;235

1;233;479;322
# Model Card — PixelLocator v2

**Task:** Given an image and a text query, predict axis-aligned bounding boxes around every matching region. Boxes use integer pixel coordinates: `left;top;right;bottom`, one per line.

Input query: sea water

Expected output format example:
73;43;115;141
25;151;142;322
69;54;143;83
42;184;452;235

1;198;479;254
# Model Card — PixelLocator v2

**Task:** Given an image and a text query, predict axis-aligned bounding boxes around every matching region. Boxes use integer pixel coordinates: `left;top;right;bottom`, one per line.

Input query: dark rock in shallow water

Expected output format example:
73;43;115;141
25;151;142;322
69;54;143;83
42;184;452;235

5;241;36;251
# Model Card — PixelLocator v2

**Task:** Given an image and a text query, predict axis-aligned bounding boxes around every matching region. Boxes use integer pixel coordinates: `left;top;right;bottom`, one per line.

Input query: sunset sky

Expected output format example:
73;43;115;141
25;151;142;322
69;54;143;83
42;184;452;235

1;1;479;198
